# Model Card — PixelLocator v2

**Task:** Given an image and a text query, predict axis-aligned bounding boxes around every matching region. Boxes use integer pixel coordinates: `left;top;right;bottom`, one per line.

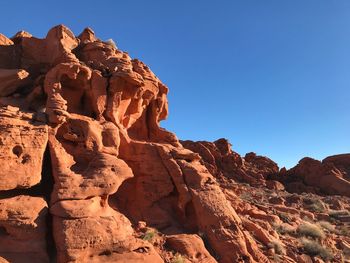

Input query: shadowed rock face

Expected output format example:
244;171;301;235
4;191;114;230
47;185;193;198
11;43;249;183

0;25;349;263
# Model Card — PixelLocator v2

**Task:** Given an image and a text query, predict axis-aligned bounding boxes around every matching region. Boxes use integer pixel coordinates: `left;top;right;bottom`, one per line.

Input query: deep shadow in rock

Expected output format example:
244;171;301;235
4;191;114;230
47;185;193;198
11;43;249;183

0;146;57;262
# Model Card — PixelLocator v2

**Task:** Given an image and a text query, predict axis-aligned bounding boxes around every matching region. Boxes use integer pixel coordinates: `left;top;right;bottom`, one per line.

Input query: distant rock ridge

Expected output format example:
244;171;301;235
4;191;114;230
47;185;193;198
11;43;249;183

181;139;350;197
0;25;349;263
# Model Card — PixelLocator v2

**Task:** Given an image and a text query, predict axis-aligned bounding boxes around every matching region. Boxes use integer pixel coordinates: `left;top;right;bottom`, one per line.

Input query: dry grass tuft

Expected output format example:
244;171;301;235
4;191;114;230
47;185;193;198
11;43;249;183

300;237;333;261
317;221;335;233
274;223;295;235
303;197;327;213
328;209;350;217
268;239;286;255
297;222;325;239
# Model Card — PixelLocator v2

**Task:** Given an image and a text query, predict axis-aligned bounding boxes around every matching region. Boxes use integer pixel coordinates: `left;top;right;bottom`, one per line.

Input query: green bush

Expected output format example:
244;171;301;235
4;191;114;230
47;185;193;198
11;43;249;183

142;230;157;242
171;253;185;263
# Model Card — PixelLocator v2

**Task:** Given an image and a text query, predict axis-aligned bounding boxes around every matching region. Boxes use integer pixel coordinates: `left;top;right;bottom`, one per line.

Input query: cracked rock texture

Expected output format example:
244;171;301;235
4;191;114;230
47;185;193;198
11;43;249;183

0;25;349;263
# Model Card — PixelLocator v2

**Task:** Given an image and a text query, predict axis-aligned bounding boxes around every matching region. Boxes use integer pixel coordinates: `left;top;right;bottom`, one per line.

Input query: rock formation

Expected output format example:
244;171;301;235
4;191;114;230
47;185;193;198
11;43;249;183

181;139;279;187
277;154;350;197
0;25;349;263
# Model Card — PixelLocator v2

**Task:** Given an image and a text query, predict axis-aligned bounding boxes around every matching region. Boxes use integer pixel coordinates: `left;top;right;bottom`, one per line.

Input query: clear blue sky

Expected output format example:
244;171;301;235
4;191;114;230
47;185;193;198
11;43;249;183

1;1;349;168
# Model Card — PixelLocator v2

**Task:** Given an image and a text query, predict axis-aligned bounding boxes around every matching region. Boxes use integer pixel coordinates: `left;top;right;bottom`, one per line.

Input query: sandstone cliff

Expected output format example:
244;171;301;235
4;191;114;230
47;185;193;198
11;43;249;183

0;26;349;263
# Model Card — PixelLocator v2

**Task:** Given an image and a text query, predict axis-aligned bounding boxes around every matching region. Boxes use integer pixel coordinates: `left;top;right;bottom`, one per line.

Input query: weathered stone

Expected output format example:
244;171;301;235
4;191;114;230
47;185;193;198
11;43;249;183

0;69;30;96
0;196;49;263
0;25;349;263
0;107;48;190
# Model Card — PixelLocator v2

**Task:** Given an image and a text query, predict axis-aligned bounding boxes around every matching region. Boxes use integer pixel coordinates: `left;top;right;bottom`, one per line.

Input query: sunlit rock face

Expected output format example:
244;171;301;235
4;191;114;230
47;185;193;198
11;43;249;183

0;25;349;263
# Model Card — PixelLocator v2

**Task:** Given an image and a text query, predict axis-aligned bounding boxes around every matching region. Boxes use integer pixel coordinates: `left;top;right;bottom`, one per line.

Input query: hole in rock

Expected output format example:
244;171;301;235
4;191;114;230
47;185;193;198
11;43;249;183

133;246;150;253
12;145;23;157
0;226;8;236
21;154;31;164
98;250;112;256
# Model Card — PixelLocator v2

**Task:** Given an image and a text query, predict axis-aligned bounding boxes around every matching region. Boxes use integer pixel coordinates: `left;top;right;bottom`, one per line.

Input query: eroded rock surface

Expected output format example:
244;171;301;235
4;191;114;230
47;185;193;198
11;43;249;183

0;25;349;263
0;106;48;190
0;196;48;263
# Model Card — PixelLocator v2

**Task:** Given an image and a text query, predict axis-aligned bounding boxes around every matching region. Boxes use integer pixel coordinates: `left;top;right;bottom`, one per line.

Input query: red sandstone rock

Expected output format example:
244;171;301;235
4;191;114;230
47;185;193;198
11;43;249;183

0;34;13;45
283;157;350;197
323;154;350;178
266;180;285;191
181;139;279;186
20;25;79;70
0;106;48;190
242;218;277;246
0;69;30;97
0;25;349;263
166;234;216;262
0;196;49;263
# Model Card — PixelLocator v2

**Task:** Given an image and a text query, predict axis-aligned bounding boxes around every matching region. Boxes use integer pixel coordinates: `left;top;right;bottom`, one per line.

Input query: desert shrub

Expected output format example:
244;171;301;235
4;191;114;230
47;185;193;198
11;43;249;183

303;197;327;213
317;221;335;233
297;222;325;239
268;239;286;255
308;203;326;213
239;192;253;202
274;223;295;235
338;225;350;237
300;238;333;261
142;229;157;242
171;253;185;263
328;209;350;217
301;216;314;223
